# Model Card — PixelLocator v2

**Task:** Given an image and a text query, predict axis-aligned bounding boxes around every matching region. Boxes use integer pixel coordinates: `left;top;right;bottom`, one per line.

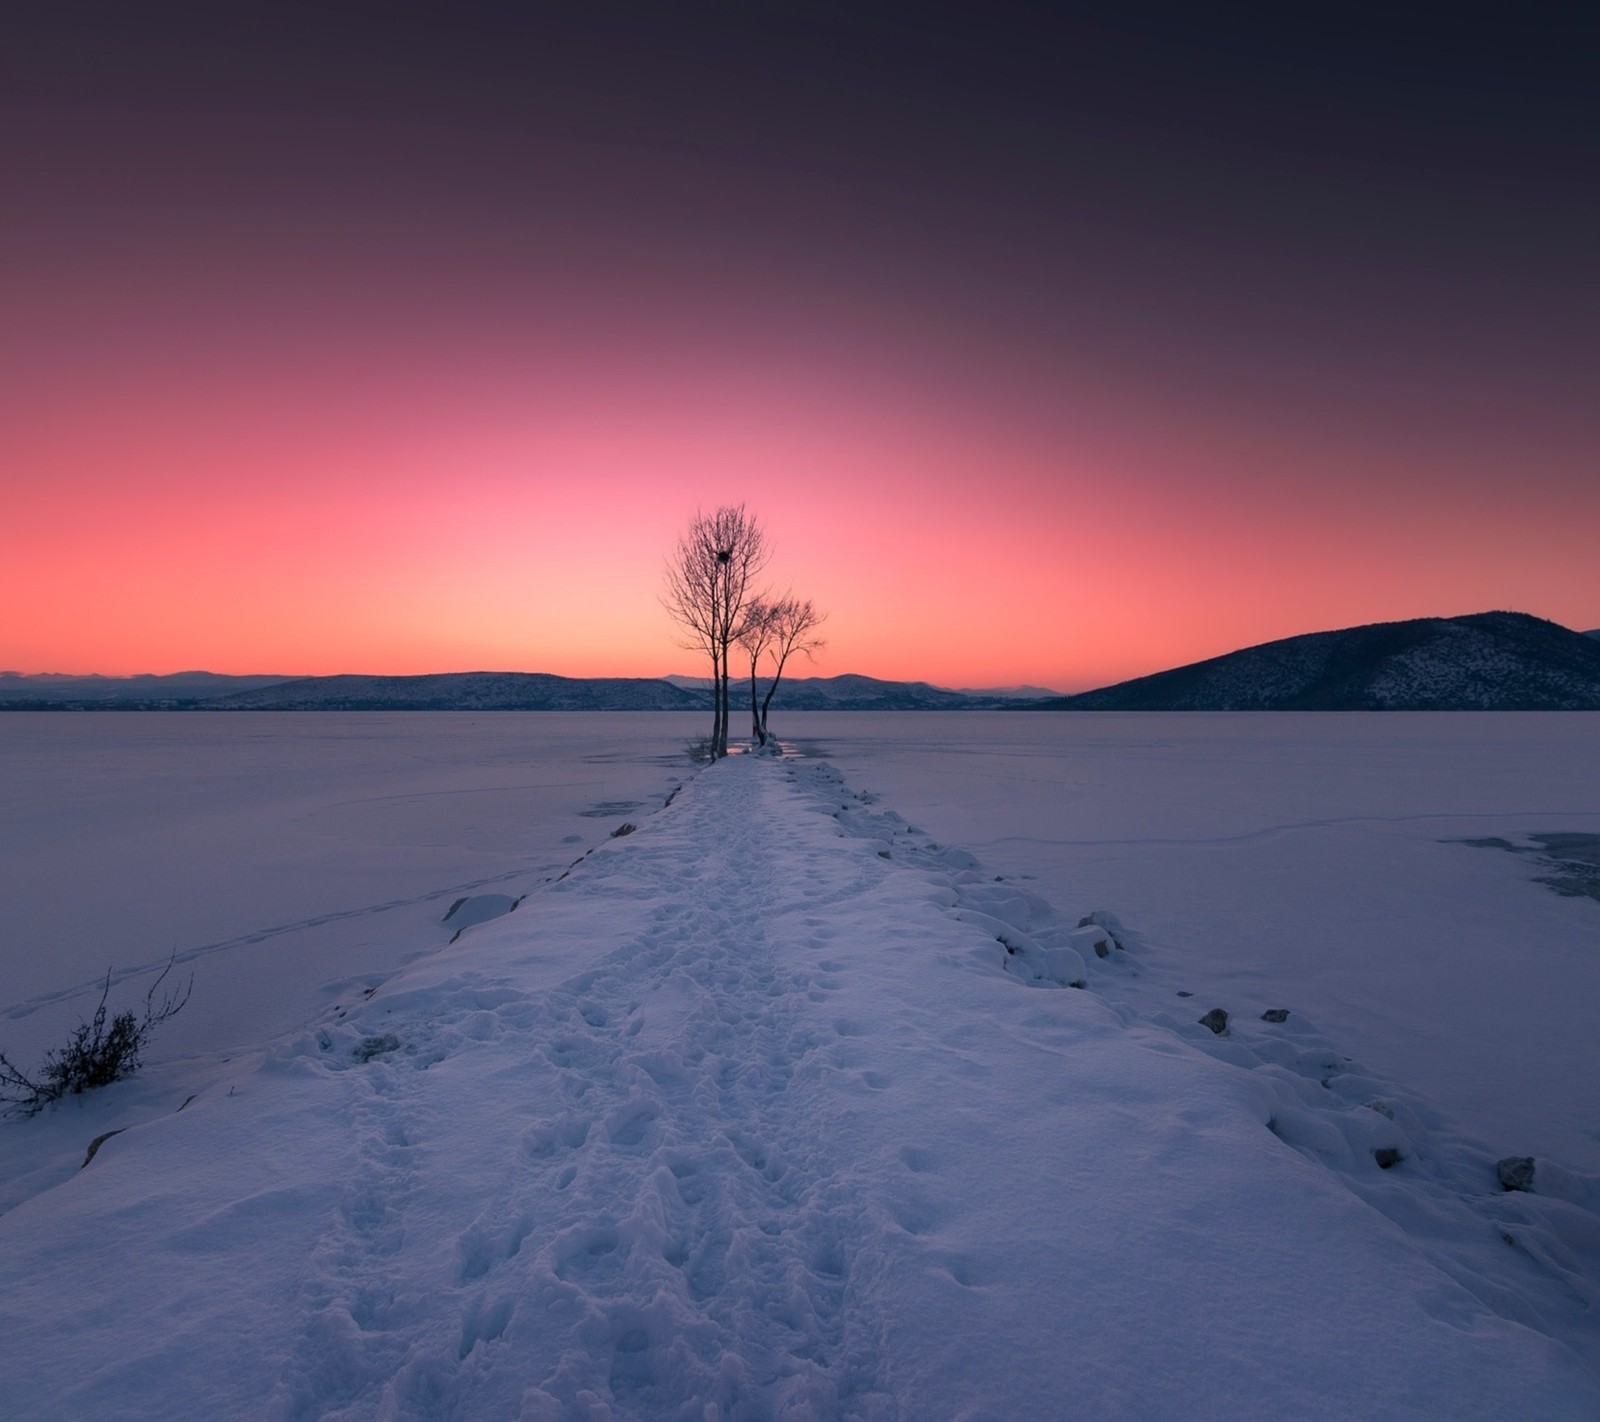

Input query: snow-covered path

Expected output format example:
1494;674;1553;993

3;753;1597;1420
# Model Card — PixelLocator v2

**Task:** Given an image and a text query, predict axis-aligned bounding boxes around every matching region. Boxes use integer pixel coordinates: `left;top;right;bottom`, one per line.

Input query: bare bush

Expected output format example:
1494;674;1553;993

0;957;193;1115
739;595;826;745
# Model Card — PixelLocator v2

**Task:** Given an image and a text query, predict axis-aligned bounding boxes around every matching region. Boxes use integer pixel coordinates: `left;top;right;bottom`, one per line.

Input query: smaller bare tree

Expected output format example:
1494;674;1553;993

738;599;777;744
739;596;826;746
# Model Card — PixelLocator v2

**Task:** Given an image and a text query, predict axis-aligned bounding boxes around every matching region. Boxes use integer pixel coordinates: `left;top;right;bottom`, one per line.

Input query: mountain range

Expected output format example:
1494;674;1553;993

207;673;703;712
0;670;292;706
0;670;1024;712
5;613;1597;712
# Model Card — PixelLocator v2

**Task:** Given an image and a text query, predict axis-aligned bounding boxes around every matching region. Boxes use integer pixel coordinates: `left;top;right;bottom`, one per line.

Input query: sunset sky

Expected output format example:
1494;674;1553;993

3;3;1595;691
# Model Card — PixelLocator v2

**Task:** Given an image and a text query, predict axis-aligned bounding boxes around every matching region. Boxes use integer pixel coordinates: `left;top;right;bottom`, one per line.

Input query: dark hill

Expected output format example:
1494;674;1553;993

1040;612;1600;711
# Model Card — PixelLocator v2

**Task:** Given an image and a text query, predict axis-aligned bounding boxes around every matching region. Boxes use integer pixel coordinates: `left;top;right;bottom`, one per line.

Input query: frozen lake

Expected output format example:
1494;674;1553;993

0;714;700;1068
4;710;1599;1419
783;711;1600;1171
3;710;1597;1170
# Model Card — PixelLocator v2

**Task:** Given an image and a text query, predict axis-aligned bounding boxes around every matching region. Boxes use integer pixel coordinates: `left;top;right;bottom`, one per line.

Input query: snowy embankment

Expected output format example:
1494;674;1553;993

786;712;1600;1174
2;752;1598;1419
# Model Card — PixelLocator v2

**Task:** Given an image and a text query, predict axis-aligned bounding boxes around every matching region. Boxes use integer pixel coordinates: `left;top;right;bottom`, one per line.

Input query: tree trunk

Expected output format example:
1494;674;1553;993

759;676;778;740
714;647;729;757
706;652;720;758
748;652;765;745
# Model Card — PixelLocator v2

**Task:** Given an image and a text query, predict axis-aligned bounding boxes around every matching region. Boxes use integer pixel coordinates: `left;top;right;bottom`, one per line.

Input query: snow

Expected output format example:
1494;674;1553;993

0;713;698;1070
783;711;1600;1174
1;712;1597;1419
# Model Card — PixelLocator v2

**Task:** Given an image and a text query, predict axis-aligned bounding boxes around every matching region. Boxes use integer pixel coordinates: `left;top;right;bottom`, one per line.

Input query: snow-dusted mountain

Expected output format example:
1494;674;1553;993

0;671;294;707
751;673;1000;710
947;682;1062;699
11;619;1592;713
666;673;1045;706
209;672;704;711
3;671;1019;712
1045;612;1600;711
213;672;1004;712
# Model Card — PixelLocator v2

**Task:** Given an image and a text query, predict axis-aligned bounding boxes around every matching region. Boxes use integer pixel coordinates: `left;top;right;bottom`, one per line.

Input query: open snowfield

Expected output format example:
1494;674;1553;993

1;711;1597;1419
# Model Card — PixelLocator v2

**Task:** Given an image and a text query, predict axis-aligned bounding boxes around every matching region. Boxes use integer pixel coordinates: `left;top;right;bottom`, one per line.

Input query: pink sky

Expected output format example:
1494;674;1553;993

3;7;1594;693
4;253;1595;692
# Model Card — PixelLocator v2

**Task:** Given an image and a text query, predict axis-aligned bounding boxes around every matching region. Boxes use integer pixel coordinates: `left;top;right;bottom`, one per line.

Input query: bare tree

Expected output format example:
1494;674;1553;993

739;595;826;746
663;519;720;753
663;505;768;758
737;599;777;745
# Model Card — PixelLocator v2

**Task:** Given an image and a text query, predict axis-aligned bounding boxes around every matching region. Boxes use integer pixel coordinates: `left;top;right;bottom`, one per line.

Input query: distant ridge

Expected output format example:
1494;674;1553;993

744;674;1005;710
0;670;294;708
1;670;1018;711
209;673;704;711
1041;612;1600;711
210;672;1017;712
664;674;1035;706
10;619;1595;712
948;683;1063;700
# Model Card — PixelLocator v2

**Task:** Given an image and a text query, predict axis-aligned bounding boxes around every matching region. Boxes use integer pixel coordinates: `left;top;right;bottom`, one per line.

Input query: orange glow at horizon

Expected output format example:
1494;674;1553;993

4;241;1597;693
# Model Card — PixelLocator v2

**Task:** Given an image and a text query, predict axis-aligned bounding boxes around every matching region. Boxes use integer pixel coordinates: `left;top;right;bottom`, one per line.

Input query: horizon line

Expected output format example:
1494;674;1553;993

0;668;1070;695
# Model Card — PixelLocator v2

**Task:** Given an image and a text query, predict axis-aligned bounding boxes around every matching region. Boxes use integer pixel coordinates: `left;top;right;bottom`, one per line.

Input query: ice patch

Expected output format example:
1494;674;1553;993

441;893;520;941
